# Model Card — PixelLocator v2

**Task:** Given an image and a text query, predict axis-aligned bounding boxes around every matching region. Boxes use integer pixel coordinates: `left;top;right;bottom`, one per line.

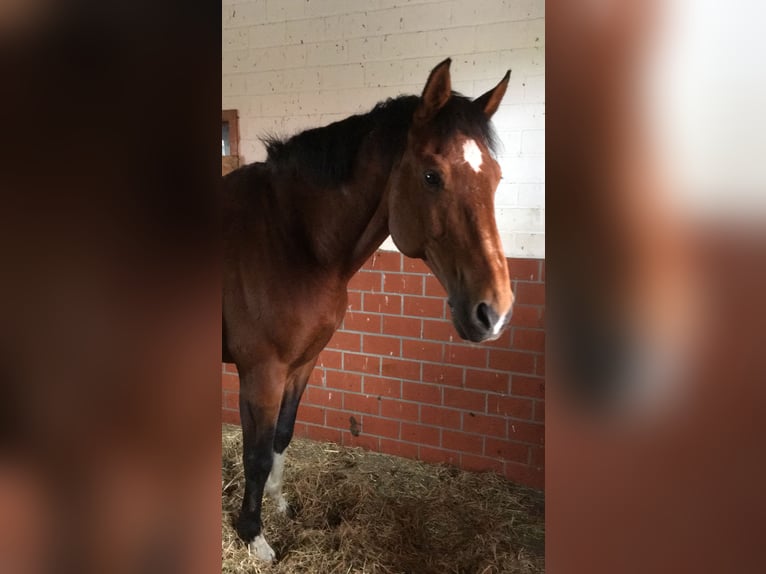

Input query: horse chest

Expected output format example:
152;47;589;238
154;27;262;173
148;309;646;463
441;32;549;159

269;285;348;368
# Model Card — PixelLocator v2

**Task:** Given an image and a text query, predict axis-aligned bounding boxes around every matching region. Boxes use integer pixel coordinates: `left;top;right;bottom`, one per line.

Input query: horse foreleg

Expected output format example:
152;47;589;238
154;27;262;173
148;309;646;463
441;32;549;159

265;359;316;514
236;364;285;562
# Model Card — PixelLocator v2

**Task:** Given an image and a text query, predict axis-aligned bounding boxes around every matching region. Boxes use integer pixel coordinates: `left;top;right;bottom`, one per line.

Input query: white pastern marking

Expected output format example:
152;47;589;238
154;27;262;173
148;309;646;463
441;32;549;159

265;451;289;513
463;139;483;173
250;534;276;562
265;452;285;497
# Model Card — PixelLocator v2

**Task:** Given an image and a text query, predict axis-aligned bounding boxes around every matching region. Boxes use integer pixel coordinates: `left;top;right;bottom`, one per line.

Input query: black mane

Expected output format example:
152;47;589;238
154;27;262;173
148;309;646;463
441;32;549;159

262;92;498;187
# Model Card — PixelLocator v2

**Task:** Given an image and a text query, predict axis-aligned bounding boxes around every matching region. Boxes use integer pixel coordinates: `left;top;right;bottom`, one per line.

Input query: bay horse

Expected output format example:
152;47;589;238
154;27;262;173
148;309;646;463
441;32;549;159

223;58;514;562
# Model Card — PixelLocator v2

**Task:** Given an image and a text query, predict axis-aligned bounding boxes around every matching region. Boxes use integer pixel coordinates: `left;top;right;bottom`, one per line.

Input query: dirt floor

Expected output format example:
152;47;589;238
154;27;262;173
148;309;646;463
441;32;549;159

222;424;544;574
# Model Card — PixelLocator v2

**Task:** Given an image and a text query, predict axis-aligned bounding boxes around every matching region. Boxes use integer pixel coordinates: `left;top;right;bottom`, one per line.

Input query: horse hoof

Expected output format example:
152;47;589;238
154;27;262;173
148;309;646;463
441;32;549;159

249;535;275;562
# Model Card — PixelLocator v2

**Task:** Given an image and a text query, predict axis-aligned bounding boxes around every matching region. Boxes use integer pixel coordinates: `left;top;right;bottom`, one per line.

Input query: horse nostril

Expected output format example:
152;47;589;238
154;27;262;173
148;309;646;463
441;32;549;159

474;302;495;332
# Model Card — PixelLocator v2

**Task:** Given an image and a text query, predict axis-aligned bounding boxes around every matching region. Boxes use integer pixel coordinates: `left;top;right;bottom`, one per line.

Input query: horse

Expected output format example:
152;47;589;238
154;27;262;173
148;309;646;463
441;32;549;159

222;58;514;562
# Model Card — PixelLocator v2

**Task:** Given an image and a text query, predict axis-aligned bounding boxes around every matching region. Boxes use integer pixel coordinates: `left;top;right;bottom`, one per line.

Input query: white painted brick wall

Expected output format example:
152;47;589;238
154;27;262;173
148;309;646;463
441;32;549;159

223;0;545;258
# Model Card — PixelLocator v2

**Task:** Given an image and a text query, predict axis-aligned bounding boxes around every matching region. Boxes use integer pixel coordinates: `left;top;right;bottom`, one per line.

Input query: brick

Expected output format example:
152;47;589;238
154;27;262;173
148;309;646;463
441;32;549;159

383;273;423;295
421;363;463;387
507;258;540;281
464;369;509;393
424;275;447;297
223;391;238;410
317;349;343;369
344;433;380;452
363;334;401;357
223;363;238;375
461;454;504;474
504;461;544;490
488;349;535;373
420;406;462;429
445;344;488;368
512;329;545;352
346;291;362;310
521;130;545;154
515;282;545;306
508;421;545;445
398;4;453;33
369;251;401;272
420;446;459;466
444;388;486;412
363;293;402;314
305;40;348;67
344;353;381;375
422;319;458;342
442;430;483;453
325;409;355;431
305;424;342;445
403;295;444;318
363;376;401;399
484;438;529;463
401;423;440;447
382;315;421;338
303;386;342;409
486;328;512;349
530;446;545;467
511;375;545;399
534;400;545;422
380;399;419;422
342;311;382;333
347;270;382;292
225;2;267;27
325;371;362;393
222;373;239;391
401;339;443;363
380;438;419;460
402;381;441;405
296;404;325;426
361;415;400;439
463;413;506;437
292;422;308;439
536;356;545;376
326;331;361;352
509;304;542;328
343;393;380;416
284;19;321;45
486;395;534;420
309;368;324;386
381;357;421;381
403;257;429;274
222;409;240;425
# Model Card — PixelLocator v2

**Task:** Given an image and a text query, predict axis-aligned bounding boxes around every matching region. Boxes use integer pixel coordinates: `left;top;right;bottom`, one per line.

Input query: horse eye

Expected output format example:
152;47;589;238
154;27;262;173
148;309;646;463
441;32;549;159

423;170;441;187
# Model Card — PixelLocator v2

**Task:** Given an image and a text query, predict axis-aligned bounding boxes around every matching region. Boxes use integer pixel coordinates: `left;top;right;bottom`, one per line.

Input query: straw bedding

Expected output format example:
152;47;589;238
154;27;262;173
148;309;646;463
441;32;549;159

222;424;544;574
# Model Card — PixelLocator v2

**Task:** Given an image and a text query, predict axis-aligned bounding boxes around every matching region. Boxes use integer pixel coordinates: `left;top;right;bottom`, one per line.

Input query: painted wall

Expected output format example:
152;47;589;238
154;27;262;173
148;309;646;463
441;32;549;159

222;0;545;258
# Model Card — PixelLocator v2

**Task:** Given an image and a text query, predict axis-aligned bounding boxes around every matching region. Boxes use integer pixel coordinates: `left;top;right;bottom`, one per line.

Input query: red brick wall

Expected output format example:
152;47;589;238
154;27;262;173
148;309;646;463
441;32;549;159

222;251;545;489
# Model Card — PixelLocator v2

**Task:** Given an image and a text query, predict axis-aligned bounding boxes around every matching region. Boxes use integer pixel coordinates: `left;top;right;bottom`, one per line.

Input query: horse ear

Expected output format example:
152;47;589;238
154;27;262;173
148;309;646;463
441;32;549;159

415;58;452;124
474;70;511;118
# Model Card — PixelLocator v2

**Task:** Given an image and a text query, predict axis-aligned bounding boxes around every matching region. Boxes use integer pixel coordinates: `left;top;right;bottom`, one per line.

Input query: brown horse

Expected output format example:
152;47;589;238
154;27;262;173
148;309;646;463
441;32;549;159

222;58;514;561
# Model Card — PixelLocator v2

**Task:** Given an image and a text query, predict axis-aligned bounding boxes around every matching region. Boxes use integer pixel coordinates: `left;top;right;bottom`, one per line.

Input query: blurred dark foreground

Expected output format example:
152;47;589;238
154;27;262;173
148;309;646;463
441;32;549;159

547;0;766;572
0;2;221;573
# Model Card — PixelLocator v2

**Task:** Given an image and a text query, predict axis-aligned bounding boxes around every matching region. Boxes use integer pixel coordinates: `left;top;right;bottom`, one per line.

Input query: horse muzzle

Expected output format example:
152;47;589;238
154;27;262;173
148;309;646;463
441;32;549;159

448;297;511;343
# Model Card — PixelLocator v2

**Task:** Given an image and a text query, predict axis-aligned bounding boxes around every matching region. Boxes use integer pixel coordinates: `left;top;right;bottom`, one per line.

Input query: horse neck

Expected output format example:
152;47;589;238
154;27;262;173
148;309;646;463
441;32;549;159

298;138;399;280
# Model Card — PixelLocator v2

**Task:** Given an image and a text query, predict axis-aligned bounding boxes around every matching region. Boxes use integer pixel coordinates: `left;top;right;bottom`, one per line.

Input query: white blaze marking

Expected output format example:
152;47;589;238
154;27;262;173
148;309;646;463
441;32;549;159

463;139;483;172
250;534;276;562
265;452;288;513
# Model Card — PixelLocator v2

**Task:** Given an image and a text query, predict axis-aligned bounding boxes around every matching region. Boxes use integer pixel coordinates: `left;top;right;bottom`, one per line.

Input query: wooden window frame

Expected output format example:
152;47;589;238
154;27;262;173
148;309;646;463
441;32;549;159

222;109;239;158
